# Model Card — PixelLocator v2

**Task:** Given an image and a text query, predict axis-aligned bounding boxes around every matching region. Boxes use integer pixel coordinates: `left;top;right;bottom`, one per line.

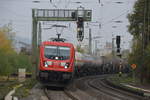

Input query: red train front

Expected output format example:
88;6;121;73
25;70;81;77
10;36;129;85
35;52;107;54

38;41;75;86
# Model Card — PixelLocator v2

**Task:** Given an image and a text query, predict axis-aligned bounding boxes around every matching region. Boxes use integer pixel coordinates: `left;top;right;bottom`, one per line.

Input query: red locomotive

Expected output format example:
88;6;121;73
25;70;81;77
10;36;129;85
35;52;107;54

38;40;75;86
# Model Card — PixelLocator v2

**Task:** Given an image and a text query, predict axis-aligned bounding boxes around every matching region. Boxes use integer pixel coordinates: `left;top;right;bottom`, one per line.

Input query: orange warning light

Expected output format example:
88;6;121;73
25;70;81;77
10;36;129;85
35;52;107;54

131;64;137;69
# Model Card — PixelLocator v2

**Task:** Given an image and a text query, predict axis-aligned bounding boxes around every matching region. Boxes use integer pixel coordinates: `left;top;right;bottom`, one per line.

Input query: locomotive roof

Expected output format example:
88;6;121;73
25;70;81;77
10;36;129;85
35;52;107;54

41;41;74;47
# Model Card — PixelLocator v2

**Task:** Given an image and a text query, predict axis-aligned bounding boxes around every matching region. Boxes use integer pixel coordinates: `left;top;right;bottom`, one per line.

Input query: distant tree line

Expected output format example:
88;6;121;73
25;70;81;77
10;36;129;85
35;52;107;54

0;23;32;79
128;0;150;83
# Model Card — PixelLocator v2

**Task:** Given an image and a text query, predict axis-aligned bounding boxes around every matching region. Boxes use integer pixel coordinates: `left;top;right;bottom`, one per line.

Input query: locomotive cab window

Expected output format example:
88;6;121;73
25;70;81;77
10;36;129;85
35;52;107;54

44;45;70;60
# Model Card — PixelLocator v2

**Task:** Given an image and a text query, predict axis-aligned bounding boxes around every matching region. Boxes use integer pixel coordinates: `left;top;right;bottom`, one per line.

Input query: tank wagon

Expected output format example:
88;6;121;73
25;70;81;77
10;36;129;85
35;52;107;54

75;52;130;77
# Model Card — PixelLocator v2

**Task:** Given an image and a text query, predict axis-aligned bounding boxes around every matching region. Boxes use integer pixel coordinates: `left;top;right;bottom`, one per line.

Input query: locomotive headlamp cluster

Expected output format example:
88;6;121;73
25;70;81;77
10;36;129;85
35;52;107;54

64;63;70;69
44;62;48;67
44;61;52;67
61;62;70;69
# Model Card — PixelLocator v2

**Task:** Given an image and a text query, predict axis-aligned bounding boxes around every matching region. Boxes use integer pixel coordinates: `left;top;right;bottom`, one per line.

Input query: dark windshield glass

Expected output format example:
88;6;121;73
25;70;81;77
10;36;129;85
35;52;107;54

44;45;70;60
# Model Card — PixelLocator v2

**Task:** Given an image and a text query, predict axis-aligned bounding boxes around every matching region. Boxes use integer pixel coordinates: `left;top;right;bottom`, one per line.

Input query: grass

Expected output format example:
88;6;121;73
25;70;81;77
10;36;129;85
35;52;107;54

0;78;18;100
108;73;144;94
13;78;37;99
109;73;140;85
0;76;37;100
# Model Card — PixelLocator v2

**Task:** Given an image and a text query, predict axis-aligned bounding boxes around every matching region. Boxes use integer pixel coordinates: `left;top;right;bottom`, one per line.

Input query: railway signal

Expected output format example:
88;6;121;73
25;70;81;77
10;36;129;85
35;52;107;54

116;35;121;57
76;6;85;41
77;17;84;41
116;35;121;52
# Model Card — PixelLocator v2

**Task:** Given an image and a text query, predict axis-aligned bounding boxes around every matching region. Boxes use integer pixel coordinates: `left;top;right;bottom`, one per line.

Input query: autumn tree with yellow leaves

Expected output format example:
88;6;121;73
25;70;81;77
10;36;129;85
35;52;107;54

0;24;32;78
0;24;16;77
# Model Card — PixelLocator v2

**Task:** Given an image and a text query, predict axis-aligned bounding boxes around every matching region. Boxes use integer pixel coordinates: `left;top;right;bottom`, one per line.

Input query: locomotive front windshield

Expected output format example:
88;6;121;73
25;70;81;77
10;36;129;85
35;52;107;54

44;45;70;60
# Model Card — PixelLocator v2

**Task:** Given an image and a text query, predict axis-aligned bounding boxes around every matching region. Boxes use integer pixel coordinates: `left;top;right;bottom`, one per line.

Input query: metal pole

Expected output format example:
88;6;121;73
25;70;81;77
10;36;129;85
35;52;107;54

143;0;147;50
132;69;136;83
147;0;150;43
95;40;98;56
145;0;149;46
112;37;115;56
89;28;92;54
32;9;38;78
38;22;42;46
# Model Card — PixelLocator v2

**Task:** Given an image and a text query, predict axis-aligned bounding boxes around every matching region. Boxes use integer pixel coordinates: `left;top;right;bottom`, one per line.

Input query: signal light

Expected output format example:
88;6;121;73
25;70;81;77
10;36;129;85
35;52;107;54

71;12;76;19
77;17;84;28
116;36;120;45
77;17;84;41
116;35;121;56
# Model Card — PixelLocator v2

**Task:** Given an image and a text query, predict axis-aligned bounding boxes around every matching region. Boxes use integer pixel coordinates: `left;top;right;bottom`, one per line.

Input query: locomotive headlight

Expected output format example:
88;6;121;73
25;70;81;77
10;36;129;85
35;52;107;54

64;66;68;69
44;62;48;67
55;57;59;60
61;62;69;69
64;63;70;69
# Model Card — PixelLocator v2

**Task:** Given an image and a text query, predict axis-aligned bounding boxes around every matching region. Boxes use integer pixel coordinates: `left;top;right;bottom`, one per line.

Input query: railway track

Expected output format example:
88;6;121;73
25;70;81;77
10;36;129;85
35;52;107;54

28;75;148;100
43;87;79;100
74;75;149;100
88;78;145;100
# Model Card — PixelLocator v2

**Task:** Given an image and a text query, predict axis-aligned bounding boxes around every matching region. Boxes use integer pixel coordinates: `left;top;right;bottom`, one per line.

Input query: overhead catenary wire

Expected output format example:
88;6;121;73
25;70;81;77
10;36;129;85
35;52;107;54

0;0;135;48
99;0;132;27
0;0;135;4
99;0;133;48
102;9;130;26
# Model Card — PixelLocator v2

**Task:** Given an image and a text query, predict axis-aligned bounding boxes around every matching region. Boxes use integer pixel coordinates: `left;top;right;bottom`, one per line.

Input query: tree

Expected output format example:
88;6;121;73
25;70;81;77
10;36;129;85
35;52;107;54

0;23;33;79
128;0;150;83
0;24;15;78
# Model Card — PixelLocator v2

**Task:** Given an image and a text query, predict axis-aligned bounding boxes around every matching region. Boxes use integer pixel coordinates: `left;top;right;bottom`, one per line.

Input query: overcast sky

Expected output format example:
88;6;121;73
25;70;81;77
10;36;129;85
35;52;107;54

0;0;136;50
